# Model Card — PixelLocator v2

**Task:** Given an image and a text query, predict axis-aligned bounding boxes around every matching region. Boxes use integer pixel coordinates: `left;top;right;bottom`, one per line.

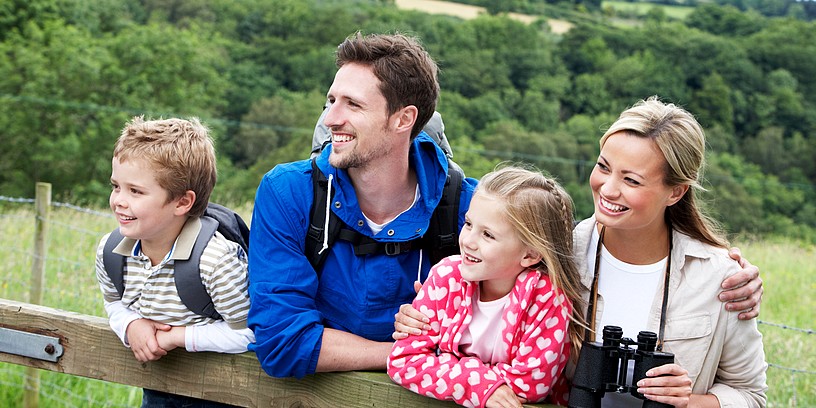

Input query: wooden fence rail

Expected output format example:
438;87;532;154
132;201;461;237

0;298;554;407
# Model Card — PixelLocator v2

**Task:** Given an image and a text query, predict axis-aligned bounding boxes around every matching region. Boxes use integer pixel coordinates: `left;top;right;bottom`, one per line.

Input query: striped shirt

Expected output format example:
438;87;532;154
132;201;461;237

95;217;250;330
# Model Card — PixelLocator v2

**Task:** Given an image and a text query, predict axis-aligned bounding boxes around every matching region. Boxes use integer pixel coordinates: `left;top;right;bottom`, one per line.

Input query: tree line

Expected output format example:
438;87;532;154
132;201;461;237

1;0;814;242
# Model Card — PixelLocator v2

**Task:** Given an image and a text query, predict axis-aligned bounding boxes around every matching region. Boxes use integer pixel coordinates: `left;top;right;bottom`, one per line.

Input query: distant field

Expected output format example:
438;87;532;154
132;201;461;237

603;0;696;19
395;0;574;33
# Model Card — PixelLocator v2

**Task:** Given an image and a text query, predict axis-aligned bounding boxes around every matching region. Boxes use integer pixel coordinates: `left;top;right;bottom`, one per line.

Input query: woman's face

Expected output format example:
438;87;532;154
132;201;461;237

589;132;686;233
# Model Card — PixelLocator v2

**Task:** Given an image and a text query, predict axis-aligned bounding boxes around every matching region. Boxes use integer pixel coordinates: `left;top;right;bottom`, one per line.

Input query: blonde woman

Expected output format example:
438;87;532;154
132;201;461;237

571;96;766;407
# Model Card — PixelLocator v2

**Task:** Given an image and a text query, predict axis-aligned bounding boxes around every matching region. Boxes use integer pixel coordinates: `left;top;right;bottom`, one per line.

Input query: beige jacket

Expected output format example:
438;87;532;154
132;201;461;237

573;217;767;407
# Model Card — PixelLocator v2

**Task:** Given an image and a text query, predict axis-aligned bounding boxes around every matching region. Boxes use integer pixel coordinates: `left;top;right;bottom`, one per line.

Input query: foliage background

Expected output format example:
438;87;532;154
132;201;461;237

1;0;815;243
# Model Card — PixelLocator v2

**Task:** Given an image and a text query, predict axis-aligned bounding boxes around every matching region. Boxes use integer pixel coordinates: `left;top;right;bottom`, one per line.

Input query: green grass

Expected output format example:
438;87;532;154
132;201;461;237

603;1;696;20
0;204;813;406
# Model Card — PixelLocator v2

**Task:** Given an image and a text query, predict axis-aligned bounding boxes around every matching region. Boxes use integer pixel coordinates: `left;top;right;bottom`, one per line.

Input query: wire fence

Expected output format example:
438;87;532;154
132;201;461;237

0;193;813;406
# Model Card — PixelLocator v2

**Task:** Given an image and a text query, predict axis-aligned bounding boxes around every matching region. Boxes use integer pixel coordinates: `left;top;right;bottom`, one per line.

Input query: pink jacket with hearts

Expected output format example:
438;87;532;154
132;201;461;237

387;255;572;407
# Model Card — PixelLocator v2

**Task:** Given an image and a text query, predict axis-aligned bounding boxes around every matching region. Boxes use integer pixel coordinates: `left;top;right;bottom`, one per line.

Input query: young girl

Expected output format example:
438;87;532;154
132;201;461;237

386;165;585;408
572;96;766;407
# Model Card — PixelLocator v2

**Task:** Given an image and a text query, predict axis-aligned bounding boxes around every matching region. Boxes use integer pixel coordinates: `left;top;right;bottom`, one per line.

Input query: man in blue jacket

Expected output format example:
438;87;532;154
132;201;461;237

247;32;478;378
248;32;764;380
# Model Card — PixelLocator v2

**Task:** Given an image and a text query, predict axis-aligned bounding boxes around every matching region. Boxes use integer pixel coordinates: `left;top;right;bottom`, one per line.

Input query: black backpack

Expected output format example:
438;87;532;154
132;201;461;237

102;203;250;320
304;157;464;276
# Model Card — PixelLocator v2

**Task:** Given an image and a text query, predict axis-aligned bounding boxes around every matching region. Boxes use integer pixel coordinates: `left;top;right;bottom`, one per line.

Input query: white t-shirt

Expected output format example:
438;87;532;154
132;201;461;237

588;227;666;407
459;287;511;365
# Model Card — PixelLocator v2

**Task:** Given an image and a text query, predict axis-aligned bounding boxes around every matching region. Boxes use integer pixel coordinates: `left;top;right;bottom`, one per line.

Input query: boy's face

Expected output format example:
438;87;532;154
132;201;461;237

109;156;186;245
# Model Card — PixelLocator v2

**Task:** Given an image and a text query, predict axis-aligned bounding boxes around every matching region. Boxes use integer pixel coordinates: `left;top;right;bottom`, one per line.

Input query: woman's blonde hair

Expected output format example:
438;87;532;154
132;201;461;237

113;116;216;218
478;164;586;358
601;96;728;248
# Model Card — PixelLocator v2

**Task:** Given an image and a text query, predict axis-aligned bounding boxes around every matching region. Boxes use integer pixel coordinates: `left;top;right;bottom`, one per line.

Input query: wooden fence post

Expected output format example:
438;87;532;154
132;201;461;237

25;182;51;408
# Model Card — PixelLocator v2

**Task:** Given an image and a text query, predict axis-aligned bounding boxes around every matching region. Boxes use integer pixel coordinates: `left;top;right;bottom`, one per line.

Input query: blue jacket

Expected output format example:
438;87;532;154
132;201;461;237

247;133;477;378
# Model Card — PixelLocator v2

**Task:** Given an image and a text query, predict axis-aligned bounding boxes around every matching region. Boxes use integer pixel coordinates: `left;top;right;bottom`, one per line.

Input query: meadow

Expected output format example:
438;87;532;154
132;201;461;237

602;0;696;20
0;201;812;407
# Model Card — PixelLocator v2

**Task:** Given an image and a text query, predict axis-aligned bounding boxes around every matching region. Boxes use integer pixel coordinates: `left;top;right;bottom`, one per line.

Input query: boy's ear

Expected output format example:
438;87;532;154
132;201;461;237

174;190;196;216
520;249;542;269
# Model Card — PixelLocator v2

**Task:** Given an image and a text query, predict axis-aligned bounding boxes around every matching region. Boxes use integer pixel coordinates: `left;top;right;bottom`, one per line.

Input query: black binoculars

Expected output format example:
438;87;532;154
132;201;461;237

568;325;674;408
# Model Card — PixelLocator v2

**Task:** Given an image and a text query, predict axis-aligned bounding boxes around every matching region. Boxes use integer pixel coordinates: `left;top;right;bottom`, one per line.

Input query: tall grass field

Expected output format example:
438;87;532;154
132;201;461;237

0;202;812;407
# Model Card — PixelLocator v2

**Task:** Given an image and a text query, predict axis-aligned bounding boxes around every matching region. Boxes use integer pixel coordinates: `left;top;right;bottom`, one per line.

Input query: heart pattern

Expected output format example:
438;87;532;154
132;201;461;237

386;256;572;407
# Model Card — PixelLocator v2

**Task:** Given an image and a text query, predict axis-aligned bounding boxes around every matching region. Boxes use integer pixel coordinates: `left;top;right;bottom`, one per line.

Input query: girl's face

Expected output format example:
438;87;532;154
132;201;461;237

458;191;540;301
589;132;686;233
109;156;187;247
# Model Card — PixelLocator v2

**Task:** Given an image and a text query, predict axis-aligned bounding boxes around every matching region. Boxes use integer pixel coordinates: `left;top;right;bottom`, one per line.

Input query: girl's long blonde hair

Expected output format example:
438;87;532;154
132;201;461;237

478;164;587;358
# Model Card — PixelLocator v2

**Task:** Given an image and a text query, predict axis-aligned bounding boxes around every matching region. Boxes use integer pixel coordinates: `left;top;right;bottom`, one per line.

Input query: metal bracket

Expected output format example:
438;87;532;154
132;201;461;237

0;327;64;362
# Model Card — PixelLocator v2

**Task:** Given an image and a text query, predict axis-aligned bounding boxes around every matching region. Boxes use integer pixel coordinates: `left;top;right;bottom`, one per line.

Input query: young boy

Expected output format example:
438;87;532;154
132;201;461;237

95;116;253;407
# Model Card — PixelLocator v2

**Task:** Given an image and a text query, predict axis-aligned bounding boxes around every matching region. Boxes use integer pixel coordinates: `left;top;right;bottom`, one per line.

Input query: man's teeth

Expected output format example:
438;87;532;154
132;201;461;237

333;134;354;143
121;216;136;220
601;198;628;212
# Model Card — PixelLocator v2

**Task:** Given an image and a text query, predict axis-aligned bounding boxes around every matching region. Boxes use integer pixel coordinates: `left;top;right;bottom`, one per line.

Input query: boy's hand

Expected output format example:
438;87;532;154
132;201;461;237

156;326;186;352
126;318;171;362
719;247;763;320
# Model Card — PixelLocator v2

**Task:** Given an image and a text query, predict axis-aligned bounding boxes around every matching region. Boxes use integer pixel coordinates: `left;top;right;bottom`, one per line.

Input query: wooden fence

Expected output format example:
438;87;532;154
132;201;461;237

0;298;555;407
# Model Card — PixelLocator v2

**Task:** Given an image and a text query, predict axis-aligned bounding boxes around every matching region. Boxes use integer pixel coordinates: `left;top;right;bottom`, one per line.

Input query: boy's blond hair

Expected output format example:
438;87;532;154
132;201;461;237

113;116;216;218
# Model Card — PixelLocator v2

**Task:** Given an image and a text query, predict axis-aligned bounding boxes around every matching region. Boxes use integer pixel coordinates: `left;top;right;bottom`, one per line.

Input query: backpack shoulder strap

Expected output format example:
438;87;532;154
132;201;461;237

102;229;127;298
205;202;250;252
426;159;464;266
306;157;343;277
174;216;223;320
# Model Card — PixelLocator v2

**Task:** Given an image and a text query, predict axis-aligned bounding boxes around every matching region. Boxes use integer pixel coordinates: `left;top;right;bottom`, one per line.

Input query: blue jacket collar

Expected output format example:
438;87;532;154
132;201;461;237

314;131;450;241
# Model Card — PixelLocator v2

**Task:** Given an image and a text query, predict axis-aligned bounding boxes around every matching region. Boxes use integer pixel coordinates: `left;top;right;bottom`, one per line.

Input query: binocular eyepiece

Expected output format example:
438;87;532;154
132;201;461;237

568;326;674;408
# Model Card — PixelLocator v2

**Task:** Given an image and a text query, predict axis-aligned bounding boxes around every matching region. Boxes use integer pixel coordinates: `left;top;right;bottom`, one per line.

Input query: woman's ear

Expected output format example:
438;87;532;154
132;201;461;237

174;190;196;216
520;249;542;269
667;184;690;207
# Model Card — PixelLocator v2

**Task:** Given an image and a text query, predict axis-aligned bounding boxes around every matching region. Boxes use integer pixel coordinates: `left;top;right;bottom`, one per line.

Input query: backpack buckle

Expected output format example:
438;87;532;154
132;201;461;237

384;242;401;256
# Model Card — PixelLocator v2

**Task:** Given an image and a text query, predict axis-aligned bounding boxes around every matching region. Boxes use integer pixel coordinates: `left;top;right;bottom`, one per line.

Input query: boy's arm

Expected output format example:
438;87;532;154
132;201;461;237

185;320;255;353
126;318;170;362
103;299;142;346
96;235;142;346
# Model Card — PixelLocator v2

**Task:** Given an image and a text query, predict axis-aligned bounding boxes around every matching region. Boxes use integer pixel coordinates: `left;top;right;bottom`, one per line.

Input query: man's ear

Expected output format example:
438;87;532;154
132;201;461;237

174;190;196;216
520;249;542;269
392;105;418;134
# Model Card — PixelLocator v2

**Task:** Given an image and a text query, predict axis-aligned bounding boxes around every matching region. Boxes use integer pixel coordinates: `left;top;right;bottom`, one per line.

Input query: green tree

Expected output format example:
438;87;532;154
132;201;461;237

690;72;734;131
233;90;325;168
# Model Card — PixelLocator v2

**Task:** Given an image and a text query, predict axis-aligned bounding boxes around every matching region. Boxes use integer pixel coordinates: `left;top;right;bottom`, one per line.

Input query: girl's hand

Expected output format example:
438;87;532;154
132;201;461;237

485;384;527;408
392;302;430;340
636;363;693;407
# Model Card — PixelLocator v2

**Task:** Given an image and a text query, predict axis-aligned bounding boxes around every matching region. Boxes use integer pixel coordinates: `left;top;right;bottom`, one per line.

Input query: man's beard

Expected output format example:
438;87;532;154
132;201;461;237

329;125;392;169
